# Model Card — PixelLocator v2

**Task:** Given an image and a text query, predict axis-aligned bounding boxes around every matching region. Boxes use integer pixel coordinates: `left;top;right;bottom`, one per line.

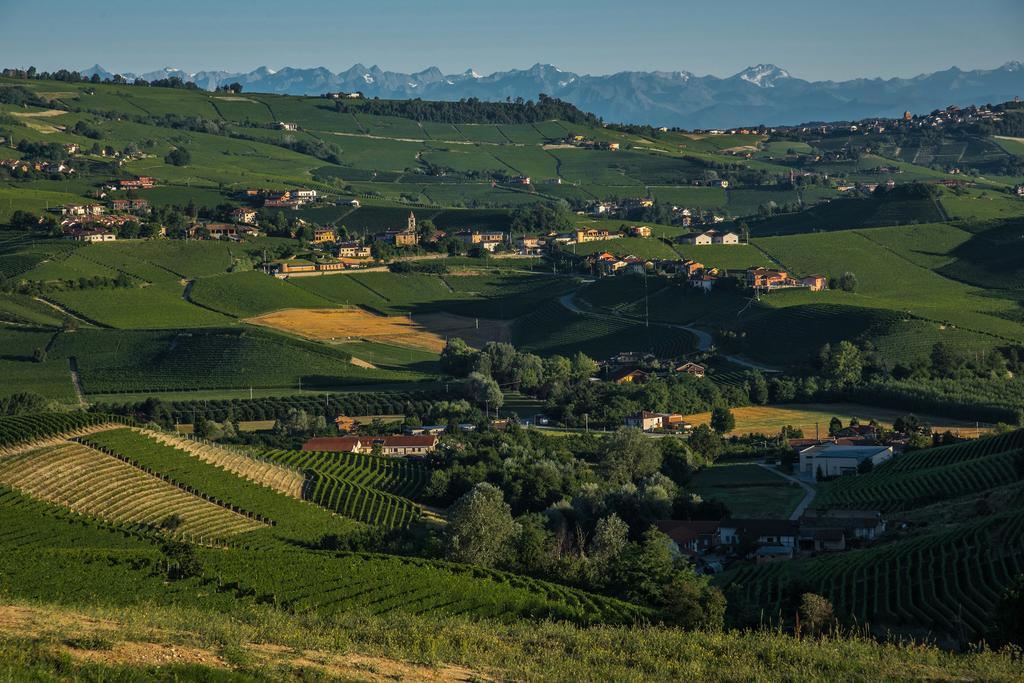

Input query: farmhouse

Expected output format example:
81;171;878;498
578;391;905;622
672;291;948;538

62;203;105;217
108;198;149;212
300;435;438;457
746;267;791;289
609;367;649;384
625;411;663;431
230;207;259;225
627;225;652;238
674;362;706;377
456;230;505;251
337;241;371;258
798;443;893;480
655;520;721;555
116;177;156;190
277;122;298;131
515;235;547;255
678;229;739;245
312;227;337;244
65;226;116;242
189;222;260;240
800;274;827;292
719;519;799;549
575;228;621;244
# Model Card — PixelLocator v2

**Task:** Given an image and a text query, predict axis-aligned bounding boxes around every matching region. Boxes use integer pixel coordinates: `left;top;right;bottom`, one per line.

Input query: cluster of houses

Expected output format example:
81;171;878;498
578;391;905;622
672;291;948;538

57;199;157;241
0;158;76;176
241;187;318;210
561;134;621;151
677;228;741;245
657;508;887;567
747;267;827;292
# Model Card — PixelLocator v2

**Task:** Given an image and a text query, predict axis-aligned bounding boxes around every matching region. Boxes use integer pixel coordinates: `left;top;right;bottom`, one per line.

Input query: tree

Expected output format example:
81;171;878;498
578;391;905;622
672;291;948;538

930;341;967;379
828;416;843;437
688;424;723;461
663;570;727;631
570;352;599;381
165;147;191;166
798;593;835;637
608;527;675;605
463;372;503;411
604;428;662;486
161;540;202;580
440;338;477;377
710;406;735;435
587;513;629;585
445;483;519;567
838;271;858;292
820;341;863;386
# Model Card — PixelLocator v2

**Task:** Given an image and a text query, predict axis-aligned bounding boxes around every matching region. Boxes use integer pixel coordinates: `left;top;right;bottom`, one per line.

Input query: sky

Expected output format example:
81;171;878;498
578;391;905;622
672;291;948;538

2;0;1022;81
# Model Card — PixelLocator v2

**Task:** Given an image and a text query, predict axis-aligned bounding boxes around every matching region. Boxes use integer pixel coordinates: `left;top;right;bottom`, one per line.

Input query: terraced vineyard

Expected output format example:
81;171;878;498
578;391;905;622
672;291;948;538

815;430;1024;512
264;448;427;499
86;429;424;533
199;548;649;625
720;508;1024;640
262;448;426;528
0;442;266;539
141;429;304;499
0;412;125;449
79;429;363;545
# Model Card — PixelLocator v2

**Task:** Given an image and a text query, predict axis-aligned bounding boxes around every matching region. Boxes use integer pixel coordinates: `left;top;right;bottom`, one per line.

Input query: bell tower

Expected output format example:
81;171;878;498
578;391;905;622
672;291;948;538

407;211;416;233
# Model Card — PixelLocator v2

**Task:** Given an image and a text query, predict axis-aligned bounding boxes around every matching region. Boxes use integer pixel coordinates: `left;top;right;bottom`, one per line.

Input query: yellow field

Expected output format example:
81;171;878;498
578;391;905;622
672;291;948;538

682;403;991;438
246;308;448;352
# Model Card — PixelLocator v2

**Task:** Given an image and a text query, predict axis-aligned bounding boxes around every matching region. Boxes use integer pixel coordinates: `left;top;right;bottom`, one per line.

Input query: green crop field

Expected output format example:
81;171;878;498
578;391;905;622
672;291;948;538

48;282;235;328
46;327;417;394
188;271;334;317
512;300;696;358
688;462;805;518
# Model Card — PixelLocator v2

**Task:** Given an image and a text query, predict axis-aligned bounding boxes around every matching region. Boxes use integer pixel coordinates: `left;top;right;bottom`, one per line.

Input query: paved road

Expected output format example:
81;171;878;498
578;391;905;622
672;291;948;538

558;290;780;372
757;463;816;520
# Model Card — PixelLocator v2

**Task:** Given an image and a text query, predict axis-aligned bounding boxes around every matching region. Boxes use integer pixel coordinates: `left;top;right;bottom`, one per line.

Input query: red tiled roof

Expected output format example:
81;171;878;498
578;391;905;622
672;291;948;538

301;436;363;452
655;520;721;544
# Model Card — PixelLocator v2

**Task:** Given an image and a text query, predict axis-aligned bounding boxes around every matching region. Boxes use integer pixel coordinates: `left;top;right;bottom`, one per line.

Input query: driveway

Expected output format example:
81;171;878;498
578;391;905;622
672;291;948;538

757;463;816;520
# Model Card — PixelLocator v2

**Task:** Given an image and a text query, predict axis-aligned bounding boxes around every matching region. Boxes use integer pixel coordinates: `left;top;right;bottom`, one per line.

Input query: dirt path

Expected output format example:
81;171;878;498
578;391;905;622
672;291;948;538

0;603;489;682
33;297;91;325
68;357;87;408
757;463;816;520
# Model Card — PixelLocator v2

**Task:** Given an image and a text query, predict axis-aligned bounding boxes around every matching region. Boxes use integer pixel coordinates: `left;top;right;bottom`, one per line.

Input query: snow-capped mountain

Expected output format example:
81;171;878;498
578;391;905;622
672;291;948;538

79;61;1024;128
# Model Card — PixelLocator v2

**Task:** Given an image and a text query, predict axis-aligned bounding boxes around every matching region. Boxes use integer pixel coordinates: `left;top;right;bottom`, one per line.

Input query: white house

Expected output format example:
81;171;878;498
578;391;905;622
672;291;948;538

798;443;893;480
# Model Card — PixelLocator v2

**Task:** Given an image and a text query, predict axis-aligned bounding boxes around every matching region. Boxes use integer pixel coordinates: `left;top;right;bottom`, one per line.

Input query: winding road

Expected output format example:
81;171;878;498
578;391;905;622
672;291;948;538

557;290;780;372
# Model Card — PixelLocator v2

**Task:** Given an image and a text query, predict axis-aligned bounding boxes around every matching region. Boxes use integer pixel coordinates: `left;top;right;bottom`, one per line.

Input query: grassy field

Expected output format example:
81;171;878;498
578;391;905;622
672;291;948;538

688;461;805;518
681;403;991;437
753;228;1024;343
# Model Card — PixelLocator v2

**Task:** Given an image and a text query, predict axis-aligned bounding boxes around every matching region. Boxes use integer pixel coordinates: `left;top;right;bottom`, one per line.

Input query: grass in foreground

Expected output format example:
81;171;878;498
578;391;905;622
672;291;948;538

1;599;1022;682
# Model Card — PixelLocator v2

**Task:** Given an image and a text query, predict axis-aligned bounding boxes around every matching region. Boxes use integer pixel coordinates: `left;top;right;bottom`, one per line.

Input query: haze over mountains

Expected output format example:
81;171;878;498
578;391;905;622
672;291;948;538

82;61;1024;129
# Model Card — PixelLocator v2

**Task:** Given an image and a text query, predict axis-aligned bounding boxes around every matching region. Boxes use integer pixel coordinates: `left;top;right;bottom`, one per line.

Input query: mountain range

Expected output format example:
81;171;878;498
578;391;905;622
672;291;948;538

81;61;1024;129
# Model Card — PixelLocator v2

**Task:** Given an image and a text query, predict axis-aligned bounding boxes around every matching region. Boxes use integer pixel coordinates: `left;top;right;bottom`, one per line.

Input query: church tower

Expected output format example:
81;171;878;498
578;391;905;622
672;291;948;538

407;211;416;233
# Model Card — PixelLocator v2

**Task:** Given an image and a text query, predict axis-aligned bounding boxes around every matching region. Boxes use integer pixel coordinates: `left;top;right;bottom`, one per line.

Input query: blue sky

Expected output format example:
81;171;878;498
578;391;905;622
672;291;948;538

3;0;1022;80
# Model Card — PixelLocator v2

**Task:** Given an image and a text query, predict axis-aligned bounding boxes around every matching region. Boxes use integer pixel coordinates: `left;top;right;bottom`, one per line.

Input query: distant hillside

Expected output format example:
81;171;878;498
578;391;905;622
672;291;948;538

79;60;1024;128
